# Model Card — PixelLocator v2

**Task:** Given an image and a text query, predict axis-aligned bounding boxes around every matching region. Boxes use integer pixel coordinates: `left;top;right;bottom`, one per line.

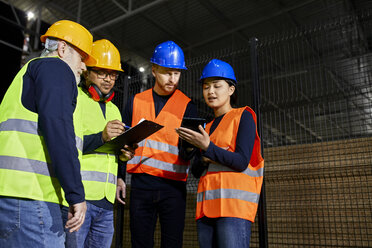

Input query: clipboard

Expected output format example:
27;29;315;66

95;120;163;154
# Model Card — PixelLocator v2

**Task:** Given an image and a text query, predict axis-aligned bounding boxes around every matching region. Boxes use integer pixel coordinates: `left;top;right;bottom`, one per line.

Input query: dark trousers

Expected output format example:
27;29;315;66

129;187;186;248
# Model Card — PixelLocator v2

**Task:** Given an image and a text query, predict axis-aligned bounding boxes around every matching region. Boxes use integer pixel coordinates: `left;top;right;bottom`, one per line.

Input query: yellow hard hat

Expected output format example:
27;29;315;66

86;39;124;72
40;20;96;65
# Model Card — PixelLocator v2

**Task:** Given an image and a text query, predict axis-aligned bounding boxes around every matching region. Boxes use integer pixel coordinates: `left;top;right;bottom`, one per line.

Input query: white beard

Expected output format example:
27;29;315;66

75;74;81;85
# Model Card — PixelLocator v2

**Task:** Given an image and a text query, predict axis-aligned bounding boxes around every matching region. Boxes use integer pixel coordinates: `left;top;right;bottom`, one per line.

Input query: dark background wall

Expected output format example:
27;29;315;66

0;1;24;101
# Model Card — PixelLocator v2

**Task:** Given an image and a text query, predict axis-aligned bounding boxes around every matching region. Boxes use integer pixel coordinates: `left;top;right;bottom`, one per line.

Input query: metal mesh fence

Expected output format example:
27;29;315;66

111;10;372;248
259;11;372;248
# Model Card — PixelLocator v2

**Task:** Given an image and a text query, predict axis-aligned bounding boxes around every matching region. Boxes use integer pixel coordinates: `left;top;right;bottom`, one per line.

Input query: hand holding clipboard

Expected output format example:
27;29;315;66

95;119;163;154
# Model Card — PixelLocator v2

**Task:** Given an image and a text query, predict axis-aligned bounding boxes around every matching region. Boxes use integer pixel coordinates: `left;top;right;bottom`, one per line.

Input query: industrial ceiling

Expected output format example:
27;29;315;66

1;0;372;74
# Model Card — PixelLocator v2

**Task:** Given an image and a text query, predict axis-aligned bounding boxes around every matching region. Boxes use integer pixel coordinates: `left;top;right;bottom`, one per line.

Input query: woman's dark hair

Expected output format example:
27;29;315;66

226;79;238;106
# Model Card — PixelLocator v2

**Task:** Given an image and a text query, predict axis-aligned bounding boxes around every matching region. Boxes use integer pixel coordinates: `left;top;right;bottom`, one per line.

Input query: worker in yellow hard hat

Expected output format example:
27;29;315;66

62;39;136;248
40;19;96;83
0;20;95;247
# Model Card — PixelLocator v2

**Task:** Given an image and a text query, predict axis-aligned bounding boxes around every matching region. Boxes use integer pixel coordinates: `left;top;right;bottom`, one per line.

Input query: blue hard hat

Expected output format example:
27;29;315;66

150;41;187;70
200;59;236;84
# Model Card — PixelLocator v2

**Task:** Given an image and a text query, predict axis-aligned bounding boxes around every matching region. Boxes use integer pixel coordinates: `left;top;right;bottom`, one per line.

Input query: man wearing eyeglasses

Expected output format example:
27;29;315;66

62;39;135;248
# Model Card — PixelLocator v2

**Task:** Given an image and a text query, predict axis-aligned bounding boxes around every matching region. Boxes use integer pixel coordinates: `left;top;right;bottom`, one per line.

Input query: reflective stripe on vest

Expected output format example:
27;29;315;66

197;188;260;204
204;163;263;178
0;155;54;177
130;155;189;174
137;139;179;155
81;170;116;185
81;152;117;184
0;118;83;152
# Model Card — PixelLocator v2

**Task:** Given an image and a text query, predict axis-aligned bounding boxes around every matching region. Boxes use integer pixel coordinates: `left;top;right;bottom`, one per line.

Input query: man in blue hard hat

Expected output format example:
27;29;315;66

121;41;198;248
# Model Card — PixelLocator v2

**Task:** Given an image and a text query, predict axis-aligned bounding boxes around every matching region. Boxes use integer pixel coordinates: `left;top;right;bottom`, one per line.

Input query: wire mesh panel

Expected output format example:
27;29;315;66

112;10;372;248
259;11;372;248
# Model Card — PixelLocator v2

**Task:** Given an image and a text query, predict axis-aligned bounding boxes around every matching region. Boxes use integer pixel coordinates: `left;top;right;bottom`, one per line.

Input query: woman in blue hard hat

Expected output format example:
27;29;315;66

176;59;264;248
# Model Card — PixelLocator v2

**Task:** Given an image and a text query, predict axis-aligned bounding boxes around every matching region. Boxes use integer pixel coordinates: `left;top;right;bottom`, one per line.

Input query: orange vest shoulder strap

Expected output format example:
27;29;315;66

205;107;246;134
242;106;263;167
132;89;154;125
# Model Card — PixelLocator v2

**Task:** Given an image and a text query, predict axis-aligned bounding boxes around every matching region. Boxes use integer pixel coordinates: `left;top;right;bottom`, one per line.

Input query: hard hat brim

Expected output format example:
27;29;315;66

88;65;124;72
151;61;187;70
40;34;47;43
84;55;97;67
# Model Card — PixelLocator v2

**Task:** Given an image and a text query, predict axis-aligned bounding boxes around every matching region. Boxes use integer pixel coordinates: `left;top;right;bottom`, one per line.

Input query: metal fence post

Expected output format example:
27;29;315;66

121;75;130;112
250;37;268;248
114;75;129;248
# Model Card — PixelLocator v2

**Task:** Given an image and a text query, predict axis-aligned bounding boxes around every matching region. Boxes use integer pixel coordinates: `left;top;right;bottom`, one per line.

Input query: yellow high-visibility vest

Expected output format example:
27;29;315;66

0;57;83;206
78;87;121;203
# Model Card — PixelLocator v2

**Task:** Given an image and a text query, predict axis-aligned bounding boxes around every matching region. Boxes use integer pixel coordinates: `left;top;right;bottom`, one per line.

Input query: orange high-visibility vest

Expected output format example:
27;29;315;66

196;107;264;222
127;89;191;181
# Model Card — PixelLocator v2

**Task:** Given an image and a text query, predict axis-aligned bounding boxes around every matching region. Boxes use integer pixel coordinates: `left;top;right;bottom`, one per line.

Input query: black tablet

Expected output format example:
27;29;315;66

181;117;206;132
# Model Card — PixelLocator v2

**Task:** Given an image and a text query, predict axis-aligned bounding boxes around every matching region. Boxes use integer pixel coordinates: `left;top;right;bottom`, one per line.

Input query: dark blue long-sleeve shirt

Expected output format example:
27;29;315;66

191;109;256;178
121;89;198;190
21;57;85;205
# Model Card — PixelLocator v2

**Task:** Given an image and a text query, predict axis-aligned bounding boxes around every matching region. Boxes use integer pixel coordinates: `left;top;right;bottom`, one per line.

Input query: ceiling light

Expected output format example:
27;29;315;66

139;67;145;72
27;11;35;20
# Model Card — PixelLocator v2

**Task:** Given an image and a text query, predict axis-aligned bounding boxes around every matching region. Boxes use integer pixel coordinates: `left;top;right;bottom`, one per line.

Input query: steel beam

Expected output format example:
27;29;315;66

77;0;82;23
91;0;168;32
185;0;317;50
0;39;24;52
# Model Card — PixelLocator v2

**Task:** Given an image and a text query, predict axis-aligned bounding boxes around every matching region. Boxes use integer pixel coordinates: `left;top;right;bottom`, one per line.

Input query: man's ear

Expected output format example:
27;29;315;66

151;65;157;77
57;40;68;58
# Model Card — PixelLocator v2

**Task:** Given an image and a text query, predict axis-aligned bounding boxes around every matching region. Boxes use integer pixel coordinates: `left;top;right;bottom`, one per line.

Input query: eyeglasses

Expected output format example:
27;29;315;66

91;69;119;80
